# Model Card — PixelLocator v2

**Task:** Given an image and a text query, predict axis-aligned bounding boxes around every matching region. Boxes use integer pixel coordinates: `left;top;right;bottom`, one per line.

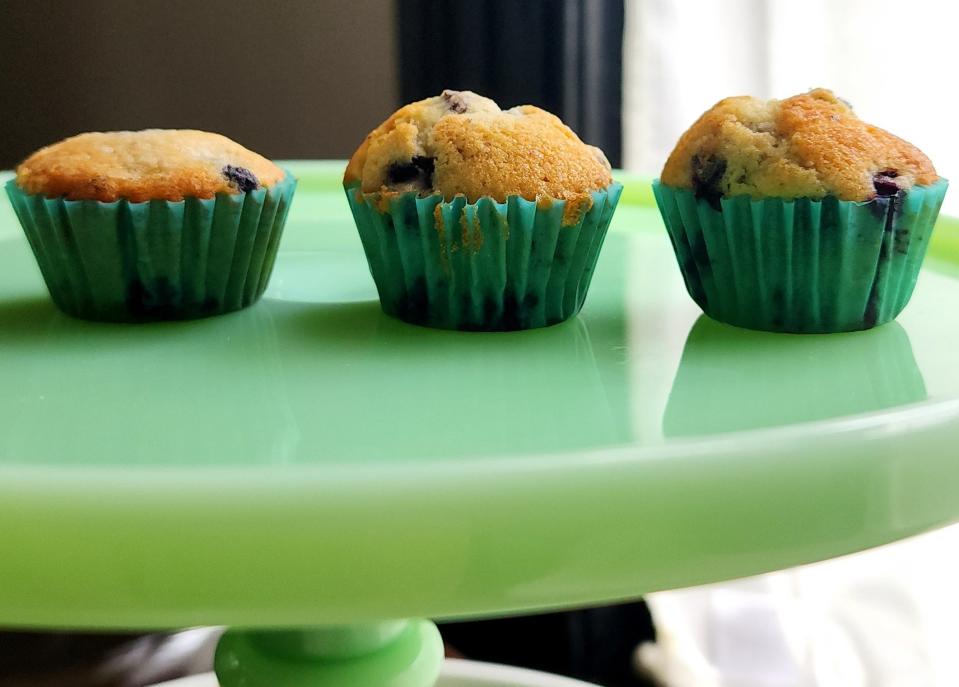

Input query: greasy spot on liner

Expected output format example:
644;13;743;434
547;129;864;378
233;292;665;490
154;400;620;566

222;165;260;193
894;227;911;255
691;154;726;212
387;156;435;191
691;238;711;276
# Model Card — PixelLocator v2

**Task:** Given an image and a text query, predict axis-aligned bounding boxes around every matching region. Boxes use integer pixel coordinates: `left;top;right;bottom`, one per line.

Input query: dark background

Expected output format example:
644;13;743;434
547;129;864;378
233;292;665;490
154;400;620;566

0;0;398;168
0;0;623;169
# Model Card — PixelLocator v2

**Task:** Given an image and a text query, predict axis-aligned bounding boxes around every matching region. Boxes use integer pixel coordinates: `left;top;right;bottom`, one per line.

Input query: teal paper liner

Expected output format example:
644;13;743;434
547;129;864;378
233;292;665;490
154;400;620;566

5;173;297;322
344;182;623;331
653;179;948;333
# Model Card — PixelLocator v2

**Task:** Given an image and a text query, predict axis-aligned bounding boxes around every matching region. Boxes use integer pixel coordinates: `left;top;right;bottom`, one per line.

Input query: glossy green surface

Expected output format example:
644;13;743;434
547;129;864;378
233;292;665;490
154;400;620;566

2;161;959;628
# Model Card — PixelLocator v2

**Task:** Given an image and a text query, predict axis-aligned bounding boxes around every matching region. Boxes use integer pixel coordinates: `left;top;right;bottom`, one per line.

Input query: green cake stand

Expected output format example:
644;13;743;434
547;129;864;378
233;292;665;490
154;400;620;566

2;161;959;687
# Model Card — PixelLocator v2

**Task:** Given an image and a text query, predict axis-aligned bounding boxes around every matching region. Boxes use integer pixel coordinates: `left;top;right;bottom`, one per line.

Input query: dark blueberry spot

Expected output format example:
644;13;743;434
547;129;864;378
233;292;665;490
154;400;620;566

771;288;785;329
126;276;178;319
403;203;419;230
895;228;911;255
222;165;260;193
483;295;499;321
691;238;711;274
867;195;892;221
386;156;435;190
442;90;468;114
863;190;898;328
406;276;428;315
864;291;879;329
691;154;727;212
873;172;900;197
673;230;707;308
500;290;523;330
126;278;148;314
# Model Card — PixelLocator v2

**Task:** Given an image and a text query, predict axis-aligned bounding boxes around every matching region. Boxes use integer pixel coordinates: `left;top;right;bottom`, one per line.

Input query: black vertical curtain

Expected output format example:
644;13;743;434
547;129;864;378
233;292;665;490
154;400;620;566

397;0;625;167
399;6;651;686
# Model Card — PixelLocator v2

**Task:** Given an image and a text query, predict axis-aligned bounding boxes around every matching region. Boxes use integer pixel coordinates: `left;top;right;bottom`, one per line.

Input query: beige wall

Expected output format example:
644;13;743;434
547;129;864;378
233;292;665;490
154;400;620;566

0;0;398;167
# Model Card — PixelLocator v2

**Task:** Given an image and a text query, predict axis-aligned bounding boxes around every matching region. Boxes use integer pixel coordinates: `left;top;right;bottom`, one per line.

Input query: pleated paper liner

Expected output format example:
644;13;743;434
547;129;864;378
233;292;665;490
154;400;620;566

344;182;623;331
4;173;297;322
653;179;948;333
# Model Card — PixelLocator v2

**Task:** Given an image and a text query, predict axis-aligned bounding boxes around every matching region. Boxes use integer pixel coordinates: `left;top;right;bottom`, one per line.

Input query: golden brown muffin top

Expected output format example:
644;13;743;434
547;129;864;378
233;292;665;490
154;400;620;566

661;89;938;205
16;130;286;202
345;90;613;222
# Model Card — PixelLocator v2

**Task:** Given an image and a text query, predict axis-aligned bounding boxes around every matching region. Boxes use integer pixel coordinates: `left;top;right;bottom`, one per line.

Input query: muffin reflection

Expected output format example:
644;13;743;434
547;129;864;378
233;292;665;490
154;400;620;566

664;316;926;437
270;305;628;462
0;302;297;466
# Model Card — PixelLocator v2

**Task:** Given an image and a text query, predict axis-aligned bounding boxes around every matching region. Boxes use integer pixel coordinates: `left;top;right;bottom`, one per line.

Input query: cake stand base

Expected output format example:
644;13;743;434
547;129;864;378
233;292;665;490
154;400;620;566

213;620;443;687
152;657;602;687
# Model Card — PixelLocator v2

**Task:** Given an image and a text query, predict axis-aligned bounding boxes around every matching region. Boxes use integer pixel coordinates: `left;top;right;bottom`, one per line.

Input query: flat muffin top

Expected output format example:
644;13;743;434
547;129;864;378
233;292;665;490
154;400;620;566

344;90;613;217
16;130;286;202
661;89;938;205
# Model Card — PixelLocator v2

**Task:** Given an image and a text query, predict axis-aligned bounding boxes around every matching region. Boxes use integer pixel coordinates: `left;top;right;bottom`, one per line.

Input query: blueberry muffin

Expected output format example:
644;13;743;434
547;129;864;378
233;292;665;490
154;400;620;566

653;89;948;333
344;90;622;331
6;130;296;321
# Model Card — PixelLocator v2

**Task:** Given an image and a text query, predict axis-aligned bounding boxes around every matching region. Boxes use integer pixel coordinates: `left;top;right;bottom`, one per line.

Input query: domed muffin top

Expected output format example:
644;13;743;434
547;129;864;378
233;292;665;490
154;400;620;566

344;90;613;217
15;130;286;202
660;88;938;206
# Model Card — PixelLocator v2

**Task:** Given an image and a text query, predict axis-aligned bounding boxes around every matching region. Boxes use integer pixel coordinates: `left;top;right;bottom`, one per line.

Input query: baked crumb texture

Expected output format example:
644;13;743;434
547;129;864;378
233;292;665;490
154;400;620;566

661;88;938;206
16;130;286;202
344;90;613;219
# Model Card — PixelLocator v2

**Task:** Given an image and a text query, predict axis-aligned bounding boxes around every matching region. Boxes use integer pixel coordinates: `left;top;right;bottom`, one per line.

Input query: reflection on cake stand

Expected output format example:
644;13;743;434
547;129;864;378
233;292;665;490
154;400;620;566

664;316;926;437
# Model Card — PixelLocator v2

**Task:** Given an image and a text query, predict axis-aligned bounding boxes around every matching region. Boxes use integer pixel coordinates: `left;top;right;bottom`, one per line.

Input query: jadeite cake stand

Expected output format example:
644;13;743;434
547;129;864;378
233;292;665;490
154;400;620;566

2;161;959;687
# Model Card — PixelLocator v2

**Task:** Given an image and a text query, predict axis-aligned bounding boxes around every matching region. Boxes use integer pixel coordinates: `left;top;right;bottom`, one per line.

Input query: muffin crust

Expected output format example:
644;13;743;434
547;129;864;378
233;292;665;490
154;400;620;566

661;89;938;205
16;130;286;202
345;90;613;220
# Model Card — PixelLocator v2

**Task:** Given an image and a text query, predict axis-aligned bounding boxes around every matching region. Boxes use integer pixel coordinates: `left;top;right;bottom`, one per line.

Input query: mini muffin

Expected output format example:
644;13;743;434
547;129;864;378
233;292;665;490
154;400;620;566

653;89;948;333
344;90;622;331
6;130;296;321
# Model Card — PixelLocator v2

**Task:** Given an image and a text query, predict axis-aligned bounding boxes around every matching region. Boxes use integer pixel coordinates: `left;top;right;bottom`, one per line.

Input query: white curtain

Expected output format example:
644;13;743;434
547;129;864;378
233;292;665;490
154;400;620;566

623;3;959;685
623;0;959;214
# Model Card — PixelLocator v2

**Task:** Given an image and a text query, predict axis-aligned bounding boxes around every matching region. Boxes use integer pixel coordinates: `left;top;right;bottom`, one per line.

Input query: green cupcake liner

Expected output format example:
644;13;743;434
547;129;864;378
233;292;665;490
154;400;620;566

344;182;623;331
653;179;948;333
4;173;297;322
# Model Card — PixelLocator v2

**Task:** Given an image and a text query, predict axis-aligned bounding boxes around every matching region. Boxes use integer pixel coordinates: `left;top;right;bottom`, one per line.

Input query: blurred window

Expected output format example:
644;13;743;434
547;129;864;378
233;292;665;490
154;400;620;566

623;0;959;213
